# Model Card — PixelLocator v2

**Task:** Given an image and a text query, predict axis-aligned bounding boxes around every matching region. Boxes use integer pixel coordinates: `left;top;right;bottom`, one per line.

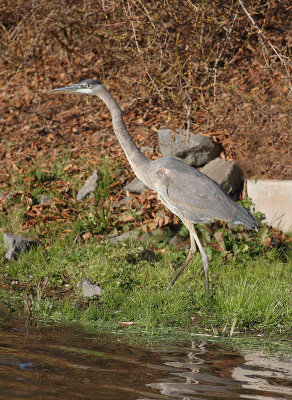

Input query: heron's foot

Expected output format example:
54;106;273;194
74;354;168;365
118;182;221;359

165;278;176;292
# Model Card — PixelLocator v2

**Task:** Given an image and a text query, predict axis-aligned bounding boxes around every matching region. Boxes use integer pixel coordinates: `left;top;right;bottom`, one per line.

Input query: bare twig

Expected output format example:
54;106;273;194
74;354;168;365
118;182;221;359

213;10;238;104
184;89;193;136
238;0;290;77
186;0;199;13
127;0;165;100
16;8;56;72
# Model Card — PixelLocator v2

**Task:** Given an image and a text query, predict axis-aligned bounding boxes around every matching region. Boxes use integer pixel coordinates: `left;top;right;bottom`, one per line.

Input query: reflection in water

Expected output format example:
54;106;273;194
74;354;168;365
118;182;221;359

0;303;291;400
148;342;292;400
232;351;292;400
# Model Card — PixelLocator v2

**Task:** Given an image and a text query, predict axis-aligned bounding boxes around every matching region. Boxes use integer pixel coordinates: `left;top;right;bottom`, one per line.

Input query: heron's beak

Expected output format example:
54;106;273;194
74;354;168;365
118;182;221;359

44;84;80;94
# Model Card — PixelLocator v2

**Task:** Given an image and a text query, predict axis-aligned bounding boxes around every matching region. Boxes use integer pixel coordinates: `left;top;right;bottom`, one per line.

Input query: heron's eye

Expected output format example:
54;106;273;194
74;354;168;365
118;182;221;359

84;83;89;88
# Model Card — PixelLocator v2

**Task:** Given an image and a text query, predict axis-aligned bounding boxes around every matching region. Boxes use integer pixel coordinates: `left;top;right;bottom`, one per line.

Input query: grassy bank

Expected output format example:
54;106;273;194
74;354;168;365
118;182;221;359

0;155;291;341
0;236;291;339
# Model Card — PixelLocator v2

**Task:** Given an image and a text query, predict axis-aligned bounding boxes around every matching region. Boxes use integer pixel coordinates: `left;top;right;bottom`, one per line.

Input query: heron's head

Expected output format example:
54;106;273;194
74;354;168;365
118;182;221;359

45;79;102;96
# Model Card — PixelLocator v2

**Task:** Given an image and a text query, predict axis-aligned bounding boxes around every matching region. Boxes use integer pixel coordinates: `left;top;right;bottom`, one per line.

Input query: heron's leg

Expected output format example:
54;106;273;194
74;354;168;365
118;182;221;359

166;219;209;295
190;226;209;295
166;244;196;291
166;224;197;291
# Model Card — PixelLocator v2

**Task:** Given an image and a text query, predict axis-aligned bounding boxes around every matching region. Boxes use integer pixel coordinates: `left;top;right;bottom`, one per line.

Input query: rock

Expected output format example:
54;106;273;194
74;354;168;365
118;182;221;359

169;234;190;250
3;233;38;260
158;129;221;167
148;227;172;243
138;232;152;242
123;177;147;194
40;194;50;204
140;146;153;154
107;228;119;238
77;170;98;201
78;278;103;298
247;179;292;233
0;191;14;199
109;230;139;244
200;158;243;195
120;195;133;205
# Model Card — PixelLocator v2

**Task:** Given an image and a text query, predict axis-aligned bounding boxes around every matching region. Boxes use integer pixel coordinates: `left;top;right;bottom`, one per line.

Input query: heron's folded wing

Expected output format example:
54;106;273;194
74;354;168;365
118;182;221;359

154;159;236;223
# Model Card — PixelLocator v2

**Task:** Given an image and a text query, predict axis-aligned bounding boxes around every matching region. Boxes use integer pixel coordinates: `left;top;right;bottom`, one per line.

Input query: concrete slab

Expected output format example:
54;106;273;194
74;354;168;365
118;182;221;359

246;179;292;233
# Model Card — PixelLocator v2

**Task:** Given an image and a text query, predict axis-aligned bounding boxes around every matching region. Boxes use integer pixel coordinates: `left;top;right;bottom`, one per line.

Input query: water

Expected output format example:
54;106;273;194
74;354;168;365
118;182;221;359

0;304;291;400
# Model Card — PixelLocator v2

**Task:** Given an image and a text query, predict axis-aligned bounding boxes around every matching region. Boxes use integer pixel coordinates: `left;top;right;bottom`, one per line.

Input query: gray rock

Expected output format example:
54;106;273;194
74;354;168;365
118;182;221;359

78;278;103;298
77;170;99;201
140;146;153;154
169;234;190;250
123;177;147;194
158;129;221;167
200;158;243;195
0;191;14;199
138;232;152;242
40;194;50;204
110;230;139;244
120;195;133;205
3;233;38;260
148;227;173;243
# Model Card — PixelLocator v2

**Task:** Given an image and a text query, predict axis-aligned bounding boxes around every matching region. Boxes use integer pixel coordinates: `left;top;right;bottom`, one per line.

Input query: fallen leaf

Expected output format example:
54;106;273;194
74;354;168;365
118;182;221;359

117;321;135;326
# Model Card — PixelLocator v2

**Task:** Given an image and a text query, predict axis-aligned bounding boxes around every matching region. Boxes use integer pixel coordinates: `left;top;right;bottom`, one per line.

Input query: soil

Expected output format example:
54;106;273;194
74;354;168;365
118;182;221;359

1;66;291;183
0;1;291;186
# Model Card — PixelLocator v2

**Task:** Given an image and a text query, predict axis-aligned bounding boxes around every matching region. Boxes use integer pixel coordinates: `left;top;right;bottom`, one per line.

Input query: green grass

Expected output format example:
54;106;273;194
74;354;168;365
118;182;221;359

0;237;291;340
0;153;291;342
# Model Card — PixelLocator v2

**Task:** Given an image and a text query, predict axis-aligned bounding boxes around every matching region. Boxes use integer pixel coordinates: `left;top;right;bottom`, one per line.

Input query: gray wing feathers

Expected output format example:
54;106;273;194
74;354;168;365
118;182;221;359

233;202;259;230
153;158;237;224
153;157;258;230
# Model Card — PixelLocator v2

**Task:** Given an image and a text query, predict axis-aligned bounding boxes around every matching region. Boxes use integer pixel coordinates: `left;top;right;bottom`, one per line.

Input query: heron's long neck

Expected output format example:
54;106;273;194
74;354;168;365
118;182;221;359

97;87;152;188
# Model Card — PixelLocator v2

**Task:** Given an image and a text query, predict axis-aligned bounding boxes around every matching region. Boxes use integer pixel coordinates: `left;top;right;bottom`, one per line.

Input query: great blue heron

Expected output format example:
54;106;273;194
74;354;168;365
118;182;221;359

45;79;259;294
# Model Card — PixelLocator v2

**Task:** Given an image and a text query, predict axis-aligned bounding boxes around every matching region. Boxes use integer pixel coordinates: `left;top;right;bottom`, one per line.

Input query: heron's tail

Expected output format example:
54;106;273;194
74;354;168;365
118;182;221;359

232;203;259;231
